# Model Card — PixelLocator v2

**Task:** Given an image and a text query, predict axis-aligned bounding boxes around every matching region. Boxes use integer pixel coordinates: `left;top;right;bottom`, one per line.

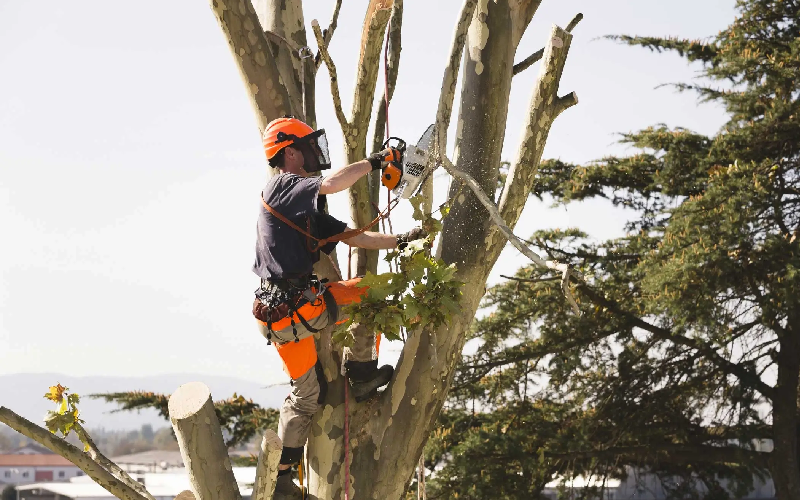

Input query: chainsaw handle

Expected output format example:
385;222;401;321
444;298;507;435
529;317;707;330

382;136;407;153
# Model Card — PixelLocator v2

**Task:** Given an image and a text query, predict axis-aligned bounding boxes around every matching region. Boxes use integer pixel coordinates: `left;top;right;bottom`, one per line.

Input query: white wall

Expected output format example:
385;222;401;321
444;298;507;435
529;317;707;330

0;466;82;485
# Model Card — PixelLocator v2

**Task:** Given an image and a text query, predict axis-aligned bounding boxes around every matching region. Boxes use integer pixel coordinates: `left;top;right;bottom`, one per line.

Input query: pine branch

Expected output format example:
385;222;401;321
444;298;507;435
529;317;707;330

605;35;718;64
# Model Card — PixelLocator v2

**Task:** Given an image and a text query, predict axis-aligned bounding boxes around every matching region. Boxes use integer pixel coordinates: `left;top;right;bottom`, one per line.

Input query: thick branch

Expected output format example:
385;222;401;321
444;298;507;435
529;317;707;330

370;0;404;155
499;25;575;229
440;154;581;314
433;0;479;163
73;423;155;500
510;0;545;49
0;407;150;500
370;0;404;228
315;0;343;69
512;13;582;76
311;20;350;135
351;0;393;145
210;0;291;130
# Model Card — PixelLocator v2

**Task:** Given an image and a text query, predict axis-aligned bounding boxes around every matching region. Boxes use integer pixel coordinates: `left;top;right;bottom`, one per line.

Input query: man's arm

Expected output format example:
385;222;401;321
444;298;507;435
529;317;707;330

343;227;428;250
319;160;372;195
342;231;397;249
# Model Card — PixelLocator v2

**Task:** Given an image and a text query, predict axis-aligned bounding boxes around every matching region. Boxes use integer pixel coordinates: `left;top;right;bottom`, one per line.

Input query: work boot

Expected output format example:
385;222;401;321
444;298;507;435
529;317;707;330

345;360;394;402
273;471;302;500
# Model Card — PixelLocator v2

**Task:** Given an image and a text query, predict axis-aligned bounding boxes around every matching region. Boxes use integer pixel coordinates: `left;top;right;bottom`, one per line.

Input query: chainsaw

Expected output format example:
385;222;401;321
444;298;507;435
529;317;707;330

379;124;436;199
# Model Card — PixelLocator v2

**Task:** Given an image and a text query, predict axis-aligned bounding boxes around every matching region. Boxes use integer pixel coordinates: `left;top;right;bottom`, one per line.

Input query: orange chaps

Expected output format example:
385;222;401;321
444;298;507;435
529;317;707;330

255;278;381;379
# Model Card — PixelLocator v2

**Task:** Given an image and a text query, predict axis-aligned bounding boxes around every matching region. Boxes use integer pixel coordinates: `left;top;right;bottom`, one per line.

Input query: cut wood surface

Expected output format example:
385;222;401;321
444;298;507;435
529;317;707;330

169;382;241;500
251;430;283;500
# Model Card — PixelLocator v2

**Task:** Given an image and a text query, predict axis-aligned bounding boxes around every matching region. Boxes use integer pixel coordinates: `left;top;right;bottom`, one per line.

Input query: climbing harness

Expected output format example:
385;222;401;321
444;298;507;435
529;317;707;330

254;275;335;345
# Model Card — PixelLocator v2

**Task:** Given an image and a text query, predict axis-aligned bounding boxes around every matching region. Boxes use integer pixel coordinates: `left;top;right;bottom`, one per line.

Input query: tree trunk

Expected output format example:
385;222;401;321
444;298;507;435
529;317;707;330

770;333;800;499
169;382;240;500
211;0;576;497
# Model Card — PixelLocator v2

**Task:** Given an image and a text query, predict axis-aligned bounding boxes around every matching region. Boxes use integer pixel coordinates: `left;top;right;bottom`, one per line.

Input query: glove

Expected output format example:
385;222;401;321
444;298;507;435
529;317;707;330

368;147;403;171
395;227;428;250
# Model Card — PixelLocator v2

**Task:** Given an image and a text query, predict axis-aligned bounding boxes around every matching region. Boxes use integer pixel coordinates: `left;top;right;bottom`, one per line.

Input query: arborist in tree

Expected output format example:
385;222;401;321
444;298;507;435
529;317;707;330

251;116;426;496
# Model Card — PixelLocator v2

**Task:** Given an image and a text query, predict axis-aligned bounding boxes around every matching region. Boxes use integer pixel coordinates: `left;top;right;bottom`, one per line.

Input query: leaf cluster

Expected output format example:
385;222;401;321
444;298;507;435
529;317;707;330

43;384;84;446
333;195;463;344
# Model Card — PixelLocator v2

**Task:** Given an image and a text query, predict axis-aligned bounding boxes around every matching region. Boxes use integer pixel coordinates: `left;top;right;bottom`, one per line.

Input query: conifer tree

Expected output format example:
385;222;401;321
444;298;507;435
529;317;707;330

433;0;800;498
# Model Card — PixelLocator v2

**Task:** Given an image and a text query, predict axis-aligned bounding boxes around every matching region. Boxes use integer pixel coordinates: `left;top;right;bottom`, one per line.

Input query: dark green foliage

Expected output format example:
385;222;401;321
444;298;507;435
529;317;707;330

2;486;16;500
425;0;799;498
92;392;278;448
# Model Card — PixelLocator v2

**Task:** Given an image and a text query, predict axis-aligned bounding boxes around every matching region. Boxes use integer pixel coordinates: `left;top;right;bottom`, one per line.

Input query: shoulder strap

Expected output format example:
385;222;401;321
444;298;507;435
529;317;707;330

261;194;396;248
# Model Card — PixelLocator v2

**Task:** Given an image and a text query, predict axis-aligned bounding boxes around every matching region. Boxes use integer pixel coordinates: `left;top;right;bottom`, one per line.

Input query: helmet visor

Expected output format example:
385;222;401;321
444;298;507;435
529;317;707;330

298;129;331;172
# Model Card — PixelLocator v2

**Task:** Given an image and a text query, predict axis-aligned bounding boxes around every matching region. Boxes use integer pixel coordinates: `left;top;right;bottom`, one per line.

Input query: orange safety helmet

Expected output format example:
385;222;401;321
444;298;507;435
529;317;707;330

262;116;332;172
262;117;315;160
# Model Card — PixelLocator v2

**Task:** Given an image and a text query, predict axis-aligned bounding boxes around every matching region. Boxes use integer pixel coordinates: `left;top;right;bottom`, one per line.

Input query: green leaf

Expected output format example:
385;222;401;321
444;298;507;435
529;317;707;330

409;194;425;221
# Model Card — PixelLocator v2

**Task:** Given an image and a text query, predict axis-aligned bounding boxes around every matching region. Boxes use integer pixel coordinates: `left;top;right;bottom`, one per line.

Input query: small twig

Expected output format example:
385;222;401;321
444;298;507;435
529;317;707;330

311;19;350;134
438;154;582;315
512;13;583;76
315;0;343;69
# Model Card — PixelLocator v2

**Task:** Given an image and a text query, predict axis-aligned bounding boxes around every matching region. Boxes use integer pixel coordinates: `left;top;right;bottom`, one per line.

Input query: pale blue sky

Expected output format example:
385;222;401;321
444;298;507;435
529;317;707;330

0;1;734;385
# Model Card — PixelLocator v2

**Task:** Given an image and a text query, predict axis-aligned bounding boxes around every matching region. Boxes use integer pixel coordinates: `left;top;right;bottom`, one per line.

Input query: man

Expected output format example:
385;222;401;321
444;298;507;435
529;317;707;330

251;116;425;497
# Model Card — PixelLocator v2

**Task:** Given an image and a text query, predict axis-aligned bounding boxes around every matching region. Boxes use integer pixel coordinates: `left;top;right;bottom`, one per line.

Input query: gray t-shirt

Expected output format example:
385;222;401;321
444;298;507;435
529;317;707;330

252;173;347;280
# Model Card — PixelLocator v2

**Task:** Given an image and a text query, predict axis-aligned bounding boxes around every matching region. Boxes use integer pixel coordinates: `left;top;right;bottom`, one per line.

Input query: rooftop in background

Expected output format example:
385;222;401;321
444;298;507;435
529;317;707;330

110;450;184;466
8;445;54;455
0;455;74;467
17;468;260;499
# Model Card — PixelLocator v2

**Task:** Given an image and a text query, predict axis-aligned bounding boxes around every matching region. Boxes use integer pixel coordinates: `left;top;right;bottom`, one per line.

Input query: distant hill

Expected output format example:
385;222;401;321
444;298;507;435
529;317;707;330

0;373;288;431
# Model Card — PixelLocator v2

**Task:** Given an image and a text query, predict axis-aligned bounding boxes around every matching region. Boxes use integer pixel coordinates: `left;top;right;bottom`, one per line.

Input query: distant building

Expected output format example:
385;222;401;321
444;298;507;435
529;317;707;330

16;468;259;500
8;446;53;456
110;451;185;473
0;455;82;486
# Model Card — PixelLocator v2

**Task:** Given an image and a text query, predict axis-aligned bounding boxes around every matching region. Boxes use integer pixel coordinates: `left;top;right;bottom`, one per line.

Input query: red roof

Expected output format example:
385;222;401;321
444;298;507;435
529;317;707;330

0;455;76;467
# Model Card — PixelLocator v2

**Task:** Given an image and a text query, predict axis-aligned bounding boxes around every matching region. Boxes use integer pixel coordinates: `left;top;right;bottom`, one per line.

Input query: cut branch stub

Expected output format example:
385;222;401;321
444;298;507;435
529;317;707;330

169;382;241;500
251;430;282;500
210;0;291;131
499;24;576;230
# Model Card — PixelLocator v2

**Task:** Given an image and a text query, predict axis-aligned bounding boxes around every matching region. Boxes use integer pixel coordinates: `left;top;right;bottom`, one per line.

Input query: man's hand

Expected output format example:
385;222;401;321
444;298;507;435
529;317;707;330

395;227;428;250
368;147;403;171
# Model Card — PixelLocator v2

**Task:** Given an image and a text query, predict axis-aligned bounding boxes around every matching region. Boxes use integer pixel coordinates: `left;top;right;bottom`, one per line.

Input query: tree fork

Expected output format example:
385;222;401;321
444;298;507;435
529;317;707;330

210;0;291;131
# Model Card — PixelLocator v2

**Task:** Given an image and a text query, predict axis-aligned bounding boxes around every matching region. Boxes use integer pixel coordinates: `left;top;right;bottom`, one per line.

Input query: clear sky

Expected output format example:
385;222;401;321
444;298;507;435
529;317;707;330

0;0;736;386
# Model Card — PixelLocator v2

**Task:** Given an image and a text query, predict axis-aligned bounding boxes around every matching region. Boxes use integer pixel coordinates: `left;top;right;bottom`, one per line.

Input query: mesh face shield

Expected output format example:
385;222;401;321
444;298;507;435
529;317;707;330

296;129;331;172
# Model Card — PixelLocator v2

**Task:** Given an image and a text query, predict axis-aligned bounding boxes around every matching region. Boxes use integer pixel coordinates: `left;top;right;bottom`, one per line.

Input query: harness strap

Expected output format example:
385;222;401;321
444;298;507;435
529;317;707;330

261;194;397;250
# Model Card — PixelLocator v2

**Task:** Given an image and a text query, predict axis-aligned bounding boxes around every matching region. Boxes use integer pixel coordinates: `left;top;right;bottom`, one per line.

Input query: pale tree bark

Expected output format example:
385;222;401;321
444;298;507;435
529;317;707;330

346;0;394;277
252;429;283;500
770;331;800;499
208;1;579;498
169;382;240;500
4;1;580;498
